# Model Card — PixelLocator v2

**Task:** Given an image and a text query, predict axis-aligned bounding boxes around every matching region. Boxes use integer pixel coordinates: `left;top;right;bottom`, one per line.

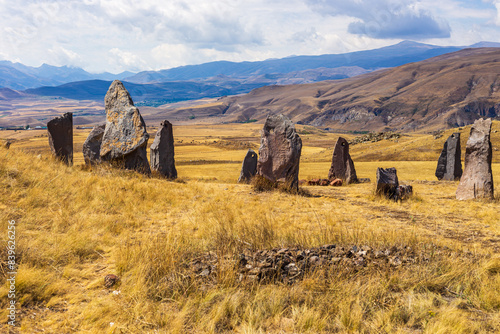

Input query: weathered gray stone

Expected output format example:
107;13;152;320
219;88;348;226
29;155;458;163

47;112;73;166
238;149;258;183
256;114;302;190
376;167;399;200
435;133;462;181
83;124;105;166
328;137;357;184
456;118;493;200
100;80;150;174
150;120;177;178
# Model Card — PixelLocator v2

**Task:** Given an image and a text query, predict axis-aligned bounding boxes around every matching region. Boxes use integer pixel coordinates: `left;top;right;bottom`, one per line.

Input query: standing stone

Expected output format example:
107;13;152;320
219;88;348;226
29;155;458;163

435;133;462;181
83;124;105;166
376;167;399;200
256;114;302;190
47;112;73;166
456;118;493;200
150;120;177;178
238;149;258;183
100;80;150;174
3;141;11;149
328;137;357;184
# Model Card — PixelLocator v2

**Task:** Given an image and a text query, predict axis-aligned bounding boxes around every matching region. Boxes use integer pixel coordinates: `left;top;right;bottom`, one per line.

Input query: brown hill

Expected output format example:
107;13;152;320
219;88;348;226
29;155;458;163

170;48;500;132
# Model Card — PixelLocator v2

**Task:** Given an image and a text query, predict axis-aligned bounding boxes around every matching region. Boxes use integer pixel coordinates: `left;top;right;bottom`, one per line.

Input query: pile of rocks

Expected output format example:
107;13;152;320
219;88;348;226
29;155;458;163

349;132;401;145
191;244;420;284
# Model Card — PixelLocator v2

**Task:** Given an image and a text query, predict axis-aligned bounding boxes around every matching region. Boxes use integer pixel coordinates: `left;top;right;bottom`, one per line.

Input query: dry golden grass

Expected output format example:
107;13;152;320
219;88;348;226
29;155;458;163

0;123;500;333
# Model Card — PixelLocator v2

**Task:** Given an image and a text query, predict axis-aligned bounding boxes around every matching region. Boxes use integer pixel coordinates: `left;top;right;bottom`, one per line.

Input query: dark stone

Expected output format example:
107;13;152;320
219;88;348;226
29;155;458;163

150;120;177;178
376;167;399;200
100;80;150;174
398;185;413;200
104;274;119;288
238;149;258;183
328;137;357;184
47;112;73;166
435;133;462;180
83;124;105;166
3;141;11;149
256;114;302;191
456;118;493;200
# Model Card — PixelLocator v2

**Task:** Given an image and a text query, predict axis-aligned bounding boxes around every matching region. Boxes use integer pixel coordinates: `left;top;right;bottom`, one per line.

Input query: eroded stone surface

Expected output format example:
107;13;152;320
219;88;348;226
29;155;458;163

435;133;462;181
456;118;493;200
150;120;177;178
328;137;357;184
256;114;302;190
47;112;73;166
83;124;105;166
238;149;258;183
100;80;150;174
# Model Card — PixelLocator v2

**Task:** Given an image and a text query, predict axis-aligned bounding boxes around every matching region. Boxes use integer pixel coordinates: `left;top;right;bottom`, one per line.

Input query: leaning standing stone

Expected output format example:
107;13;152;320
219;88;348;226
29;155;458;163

47;112;73;166
456;118;493;200
376;167;399;200
83;124;105;166
150;120;177;178
238;149;258;183
435;133;462;181
256;114;302;190
328;137;357;184
100;80;150;174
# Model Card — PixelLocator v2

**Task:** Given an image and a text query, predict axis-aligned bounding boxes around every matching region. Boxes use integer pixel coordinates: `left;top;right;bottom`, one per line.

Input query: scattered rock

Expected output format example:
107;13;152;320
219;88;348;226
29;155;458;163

82;124;105;166
328;137;357;184
319;179;329;186
349;132;401;145
104;274;119;288
150;120;177;178
456;118;494;200
100;80;150;174
330;178;343;186
238;149;258;183
357;178;371;183
435;133;462;181
256;114;302;191
47;112;73;166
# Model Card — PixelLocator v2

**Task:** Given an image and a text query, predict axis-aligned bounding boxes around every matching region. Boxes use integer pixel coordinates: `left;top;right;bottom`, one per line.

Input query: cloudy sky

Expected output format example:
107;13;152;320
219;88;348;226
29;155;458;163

0;0;499;73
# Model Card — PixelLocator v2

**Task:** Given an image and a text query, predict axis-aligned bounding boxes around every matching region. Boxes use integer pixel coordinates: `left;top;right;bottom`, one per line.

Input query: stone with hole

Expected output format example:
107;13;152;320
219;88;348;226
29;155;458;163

238;149;258;183
328;137;357;184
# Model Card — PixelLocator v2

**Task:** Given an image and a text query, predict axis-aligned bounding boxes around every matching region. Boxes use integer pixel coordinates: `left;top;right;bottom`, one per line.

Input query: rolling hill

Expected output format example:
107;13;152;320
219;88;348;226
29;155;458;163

168;48;500;132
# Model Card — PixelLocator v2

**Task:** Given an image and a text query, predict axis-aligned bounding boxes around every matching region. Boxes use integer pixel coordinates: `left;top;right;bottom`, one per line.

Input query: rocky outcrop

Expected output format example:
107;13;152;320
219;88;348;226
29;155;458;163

456;118;494;200
435;133;462;180
83;124;105;166
100;80;150;174
47;112;73;166
150;120;177;178
238;149;258;183
256;114;302;190
328;137;357;184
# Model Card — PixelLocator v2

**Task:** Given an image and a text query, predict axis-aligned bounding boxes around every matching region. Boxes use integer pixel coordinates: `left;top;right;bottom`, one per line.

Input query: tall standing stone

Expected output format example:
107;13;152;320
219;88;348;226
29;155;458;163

83;124;105;166
256;114;302;190
376;167;399;200
238;149;258;183
47;112;73;166
150;120;177;178
328;137;357;184
456;118;493;200
100;80;150;174
435;133;462;181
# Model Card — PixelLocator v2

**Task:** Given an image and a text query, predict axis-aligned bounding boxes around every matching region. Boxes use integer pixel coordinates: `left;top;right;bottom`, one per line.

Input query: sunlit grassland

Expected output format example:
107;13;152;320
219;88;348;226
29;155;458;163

0;123;499;333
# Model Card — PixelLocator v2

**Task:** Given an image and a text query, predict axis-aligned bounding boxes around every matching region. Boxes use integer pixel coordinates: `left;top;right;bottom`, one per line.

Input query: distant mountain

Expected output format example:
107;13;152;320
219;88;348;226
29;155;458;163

173;48;500;132
0;61;134;90
124;41;463;83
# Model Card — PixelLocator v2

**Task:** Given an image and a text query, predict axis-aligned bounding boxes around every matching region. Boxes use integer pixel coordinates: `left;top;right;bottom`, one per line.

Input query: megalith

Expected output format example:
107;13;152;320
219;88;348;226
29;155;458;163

256;114;302;190
456;118;493;200
328;137;357;184
150;120;177;178
376;167;399;201
238;149;258;183
83;124;105;166
435;133;462;181
100;80;150;174
47;112;73;166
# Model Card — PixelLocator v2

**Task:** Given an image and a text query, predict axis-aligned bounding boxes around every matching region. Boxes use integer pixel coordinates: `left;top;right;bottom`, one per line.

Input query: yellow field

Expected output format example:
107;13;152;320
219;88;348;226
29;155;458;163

0;123;500;333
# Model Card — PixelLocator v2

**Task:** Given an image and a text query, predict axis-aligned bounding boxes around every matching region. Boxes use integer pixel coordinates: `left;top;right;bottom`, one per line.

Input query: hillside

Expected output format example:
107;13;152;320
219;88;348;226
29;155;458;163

175;48;500;132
